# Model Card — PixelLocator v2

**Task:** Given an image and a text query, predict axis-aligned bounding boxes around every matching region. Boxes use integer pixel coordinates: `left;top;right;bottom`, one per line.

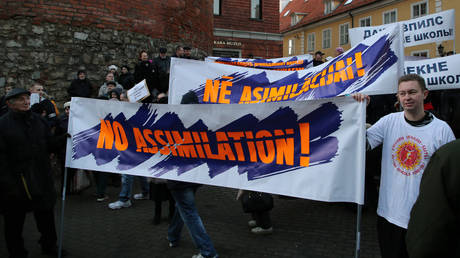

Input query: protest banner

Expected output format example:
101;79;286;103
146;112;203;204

405;54;460;90
169;24;403;104
66;96;366;204
127;79;150;102
349;9;455;47
205;54;314;71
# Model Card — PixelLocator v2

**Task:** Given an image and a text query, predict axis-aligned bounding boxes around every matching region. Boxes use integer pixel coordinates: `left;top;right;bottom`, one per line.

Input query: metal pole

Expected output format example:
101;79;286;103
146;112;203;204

354;204;363;258
58;167;68;258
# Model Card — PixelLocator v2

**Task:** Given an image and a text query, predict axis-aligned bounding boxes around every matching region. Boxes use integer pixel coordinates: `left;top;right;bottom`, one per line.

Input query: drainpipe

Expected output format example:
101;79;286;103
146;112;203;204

349;11;354;28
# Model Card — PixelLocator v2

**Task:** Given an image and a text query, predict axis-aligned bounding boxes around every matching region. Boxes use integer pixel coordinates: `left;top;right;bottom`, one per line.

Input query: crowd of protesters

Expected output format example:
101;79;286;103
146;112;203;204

1;45;459;258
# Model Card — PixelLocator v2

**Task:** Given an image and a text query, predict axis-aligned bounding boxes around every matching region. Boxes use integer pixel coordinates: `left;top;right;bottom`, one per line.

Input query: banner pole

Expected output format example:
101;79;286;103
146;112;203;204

354;204;362;258
58;167;68;258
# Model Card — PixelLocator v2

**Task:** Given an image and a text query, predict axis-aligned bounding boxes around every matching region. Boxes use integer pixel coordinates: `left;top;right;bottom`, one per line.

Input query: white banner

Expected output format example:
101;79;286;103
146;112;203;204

170;24;404;104
350;9;455;47
405;54;460;91
66;96;366;204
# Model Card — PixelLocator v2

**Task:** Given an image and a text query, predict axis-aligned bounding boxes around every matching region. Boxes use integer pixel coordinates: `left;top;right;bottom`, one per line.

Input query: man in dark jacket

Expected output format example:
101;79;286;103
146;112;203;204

118;65;135;90
0;88;66;257
68;70;92;98
134;50;157;99
406;139;460;257
153;48;171;94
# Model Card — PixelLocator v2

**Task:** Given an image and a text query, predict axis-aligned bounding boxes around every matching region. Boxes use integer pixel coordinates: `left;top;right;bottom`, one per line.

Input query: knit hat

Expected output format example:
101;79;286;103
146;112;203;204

64;101;71;109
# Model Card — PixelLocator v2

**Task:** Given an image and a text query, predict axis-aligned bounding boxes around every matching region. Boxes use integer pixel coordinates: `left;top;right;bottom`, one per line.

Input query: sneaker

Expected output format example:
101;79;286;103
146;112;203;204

251;226;273;235
96;195;109;202
192;254;218;258
108;200;132;209
133;193;149;200
247;220;257;228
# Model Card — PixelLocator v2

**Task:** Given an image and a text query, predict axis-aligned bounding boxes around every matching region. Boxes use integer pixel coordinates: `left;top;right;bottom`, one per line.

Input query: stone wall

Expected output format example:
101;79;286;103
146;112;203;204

0;0;213;107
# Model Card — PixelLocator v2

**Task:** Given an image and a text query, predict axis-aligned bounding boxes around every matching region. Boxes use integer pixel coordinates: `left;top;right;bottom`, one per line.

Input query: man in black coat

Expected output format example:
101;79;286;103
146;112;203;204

68;70;92;98
0;88;66;257
118;65;135;90
134;50;157;100
153;48;171;94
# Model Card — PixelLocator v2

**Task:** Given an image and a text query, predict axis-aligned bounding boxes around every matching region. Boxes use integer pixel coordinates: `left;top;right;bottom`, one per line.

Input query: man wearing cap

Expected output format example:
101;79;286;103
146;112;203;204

183;46;193;59
313;51;324;66
153;48;171;94
0;88;67;257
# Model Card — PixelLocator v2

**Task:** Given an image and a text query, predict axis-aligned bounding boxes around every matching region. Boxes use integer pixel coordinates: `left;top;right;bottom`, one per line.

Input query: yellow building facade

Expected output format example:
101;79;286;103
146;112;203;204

282;0;459;58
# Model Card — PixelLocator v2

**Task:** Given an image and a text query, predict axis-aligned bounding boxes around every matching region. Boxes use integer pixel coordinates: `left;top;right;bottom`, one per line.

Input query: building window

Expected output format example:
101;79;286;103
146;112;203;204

288;39;295;55
251;0;262;19
383;9;397;24
412;1;428;18
307;33;315;52
339;23;349;45
213;0;221;15
291;14;298;25
322;29;331;49
411;50;429;58
324;0;332;14
359;16;371;27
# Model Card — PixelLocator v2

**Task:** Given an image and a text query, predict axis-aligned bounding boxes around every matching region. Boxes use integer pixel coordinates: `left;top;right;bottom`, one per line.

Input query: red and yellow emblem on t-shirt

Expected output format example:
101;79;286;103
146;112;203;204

391;135;428;176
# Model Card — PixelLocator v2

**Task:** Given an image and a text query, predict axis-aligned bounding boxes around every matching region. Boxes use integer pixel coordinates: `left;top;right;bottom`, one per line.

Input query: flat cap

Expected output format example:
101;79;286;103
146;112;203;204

5;88;30;101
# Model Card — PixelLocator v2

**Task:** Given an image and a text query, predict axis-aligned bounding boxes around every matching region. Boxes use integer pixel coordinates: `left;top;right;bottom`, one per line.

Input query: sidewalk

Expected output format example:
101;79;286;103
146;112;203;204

0;184;381;258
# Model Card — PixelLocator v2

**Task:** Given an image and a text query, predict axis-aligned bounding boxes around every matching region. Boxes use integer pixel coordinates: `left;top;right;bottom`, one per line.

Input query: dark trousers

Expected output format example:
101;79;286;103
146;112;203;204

3;207;57;258
377;215;409;258
252;211;272;229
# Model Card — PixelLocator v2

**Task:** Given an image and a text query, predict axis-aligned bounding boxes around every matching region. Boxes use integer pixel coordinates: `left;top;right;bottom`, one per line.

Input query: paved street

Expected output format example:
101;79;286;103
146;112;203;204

1;177;381;258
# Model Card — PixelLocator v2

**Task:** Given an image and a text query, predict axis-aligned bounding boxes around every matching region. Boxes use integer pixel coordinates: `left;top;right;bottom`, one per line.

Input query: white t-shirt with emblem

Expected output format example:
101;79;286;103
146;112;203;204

367;111;455;229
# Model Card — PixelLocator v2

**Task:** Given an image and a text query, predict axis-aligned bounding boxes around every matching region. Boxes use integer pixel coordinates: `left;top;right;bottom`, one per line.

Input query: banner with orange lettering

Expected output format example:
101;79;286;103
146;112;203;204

169;24;403;104
205;54;314;71
66;96;366;204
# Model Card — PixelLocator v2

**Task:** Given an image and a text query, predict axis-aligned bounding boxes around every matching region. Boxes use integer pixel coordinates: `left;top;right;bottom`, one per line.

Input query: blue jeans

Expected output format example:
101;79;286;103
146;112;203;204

119;175;149;201
168;187;217;258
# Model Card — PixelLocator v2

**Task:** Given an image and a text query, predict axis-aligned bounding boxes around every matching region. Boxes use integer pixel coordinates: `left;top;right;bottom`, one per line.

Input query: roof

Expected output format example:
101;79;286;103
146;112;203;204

280;0;381;33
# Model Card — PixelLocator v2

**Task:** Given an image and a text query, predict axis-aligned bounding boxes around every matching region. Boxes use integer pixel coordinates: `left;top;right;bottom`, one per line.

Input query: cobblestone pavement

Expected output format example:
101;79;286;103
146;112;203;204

0;179;381;258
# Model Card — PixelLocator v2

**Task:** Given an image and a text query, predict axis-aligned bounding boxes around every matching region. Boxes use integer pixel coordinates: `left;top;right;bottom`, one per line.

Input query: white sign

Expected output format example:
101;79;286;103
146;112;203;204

350;9;455;47
127;79;150;103
67;96;366;204
405;54;460;90
170;24;404;104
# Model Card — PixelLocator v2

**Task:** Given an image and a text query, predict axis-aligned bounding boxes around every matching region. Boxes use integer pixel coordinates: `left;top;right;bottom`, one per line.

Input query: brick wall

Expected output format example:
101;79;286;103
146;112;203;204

214;36;282;58
0;0;214;51
0;0;213;107
214;0;279;33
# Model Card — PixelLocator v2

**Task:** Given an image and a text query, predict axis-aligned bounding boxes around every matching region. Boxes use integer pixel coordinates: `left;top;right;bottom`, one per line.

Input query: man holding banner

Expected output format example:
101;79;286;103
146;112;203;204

355;74;455;258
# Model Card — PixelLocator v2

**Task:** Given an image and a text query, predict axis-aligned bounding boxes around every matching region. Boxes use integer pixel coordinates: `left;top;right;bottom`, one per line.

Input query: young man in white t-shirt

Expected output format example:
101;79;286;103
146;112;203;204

354;74;455;258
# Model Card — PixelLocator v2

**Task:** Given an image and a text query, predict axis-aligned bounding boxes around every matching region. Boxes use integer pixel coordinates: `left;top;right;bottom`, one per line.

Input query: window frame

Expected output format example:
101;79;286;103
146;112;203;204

382;9;398;24
250;0;262;20
339;22;350;45
411;0;428;19
213;0;221;16
359;16;372;27
322;28;331;49
288;38;295;55
324;0;332;14
307;32;315;52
